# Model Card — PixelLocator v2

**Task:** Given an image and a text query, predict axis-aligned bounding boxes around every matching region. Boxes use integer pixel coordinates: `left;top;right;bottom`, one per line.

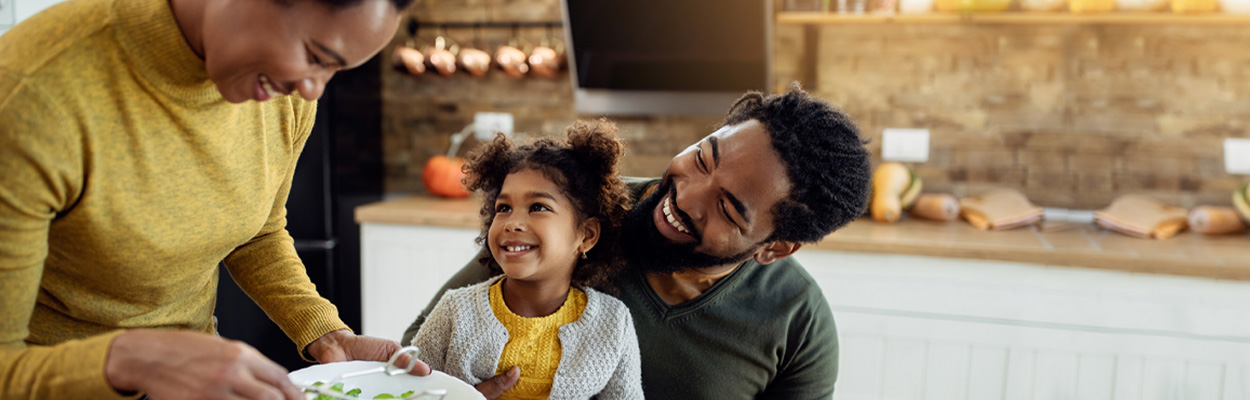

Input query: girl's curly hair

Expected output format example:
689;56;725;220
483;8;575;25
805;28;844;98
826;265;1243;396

462;119;631;293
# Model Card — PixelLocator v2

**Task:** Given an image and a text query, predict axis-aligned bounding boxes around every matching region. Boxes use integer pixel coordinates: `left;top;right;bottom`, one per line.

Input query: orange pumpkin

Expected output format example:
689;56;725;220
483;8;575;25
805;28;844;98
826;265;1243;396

423;155;469;198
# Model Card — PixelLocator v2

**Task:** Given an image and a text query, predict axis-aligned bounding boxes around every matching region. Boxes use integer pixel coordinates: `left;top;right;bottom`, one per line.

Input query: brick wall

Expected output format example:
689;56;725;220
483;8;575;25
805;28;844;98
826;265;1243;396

382;0;721;194
775;23;1250;209
384;1;1249;209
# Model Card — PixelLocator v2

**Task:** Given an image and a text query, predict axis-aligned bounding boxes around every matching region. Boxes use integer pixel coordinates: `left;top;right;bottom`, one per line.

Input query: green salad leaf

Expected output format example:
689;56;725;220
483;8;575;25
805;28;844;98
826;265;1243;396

301;381;416;399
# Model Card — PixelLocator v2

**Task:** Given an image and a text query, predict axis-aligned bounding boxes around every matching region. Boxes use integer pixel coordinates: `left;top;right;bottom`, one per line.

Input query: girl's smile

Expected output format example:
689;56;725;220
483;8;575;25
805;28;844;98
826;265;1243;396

488;168;595;286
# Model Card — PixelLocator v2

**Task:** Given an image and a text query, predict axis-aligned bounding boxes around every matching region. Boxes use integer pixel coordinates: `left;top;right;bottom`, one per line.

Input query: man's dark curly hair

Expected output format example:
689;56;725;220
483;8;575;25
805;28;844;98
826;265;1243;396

462;120;631;293
721;82;872;244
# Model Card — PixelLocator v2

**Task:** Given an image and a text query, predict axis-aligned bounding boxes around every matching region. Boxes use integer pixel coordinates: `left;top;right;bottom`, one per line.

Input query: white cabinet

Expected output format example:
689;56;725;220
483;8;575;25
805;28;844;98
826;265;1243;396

362;223;1250;399
799;251;1250;400
360;223;481;343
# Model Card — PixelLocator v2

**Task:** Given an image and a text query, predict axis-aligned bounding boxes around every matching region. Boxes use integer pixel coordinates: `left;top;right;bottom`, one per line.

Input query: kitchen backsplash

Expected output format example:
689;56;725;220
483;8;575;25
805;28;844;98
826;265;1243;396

384;0;1249;209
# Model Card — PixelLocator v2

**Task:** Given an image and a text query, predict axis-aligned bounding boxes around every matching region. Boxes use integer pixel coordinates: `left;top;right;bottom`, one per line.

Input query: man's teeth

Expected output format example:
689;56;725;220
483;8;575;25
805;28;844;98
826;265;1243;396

259;75;280;97
506;245;536;252
662;197;691;234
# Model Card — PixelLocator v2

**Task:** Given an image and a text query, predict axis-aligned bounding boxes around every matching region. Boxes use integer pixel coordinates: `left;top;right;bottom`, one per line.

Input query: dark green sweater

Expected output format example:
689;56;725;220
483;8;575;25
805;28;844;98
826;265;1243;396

402;178;839;399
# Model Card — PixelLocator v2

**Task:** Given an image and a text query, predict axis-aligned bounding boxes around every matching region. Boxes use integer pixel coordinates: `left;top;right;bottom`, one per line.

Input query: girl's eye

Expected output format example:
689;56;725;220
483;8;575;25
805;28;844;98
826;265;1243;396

530;204;551;212
495;204;511;213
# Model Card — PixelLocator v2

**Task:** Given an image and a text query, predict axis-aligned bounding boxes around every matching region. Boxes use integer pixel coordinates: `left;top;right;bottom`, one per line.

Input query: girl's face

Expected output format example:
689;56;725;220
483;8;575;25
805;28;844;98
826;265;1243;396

488;168;599;285
199;0;400;103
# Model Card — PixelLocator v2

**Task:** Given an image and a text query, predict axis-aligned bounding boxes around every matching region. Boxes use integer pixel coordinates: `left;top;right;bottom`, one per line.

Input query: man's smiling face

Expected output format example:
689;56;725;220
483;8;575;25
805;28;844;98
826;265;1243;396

621;120;792;273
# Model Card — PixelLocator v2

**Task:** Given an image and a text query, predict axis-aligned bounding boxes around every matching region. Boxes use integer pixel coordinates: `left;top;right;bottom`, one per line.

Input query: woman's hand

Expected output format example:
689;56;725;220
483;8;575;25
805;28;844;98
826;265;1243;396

305;329;432;376
105;329;304;400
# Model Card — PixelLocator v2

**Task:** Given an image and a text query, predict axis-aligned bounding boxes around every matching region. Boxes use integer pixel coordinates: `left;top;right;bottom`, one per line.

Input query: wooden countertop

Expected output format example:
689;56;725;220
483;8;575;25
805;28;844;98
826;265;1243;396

356;196;1250;281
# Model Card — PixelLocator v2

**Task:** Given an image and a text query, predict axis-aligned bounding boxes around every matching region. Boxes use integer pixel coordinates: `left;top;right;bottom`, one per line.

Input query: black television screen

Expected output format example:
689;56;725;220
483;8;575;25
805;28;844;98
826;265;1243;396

563;0;771;115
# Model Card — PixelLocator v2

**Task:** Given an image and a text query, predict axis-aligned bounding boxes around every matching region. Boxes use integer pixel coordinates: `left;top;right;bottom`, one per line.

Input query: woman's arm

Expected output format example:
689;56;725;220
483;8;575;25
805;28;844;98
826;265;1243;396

219;100;351;357
0;71;126;399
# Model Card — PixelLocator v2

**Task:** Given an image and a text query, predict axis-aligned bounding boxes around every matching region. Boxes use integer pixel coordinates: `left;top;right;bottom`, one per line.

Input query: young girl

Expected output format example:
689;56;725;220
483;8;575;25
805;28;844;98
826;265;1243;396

411;120;642;400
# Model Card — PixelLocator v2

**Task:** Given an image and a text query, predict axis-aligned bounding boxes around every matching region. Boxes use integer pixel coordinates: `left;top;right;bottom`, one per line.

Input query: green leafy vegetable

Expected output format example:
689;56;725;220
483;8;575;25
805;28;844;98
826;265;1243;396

300;382;416;399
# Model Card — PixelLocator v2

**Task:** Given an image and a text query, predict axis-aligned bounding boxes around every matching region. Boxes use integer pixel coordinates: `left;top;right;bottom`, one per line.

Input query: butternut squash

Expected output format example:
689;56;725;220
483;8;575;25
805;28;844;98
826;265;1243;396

1234;182;1250;224
899;174;923;211
909;193;960;222
871;162;918;223
1188;206;1247;235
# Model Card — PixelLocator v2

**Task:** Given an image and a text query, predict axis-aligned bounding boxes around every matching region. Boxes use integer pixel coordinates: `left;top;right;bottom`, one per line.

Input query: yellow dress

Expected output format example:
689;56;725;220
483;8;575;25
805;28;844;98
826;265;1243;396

489;280;588;400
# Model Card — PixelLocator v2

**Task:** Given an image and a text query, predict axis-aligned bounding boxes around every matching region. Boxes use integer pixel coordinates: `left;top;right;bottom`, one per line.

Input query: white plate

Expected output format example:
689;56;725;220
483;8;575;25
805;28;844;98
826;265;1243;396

288;361;485;400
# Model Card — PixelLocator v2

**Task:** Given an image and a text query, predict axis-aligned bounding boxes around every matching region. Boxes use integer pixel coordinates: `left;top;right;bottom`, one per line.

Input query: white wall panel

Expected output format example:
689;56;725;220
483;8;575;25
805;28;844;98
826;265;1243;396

967;346;1009;400
1076;354;1117;400
924;342;971;400
1003;348;1037;400
1113;355;1146;400
838;333;886;400
1141;358;1188;400
792;251;1250;400
1033;351;1079;400
881;339;929;400
1188;363;1226;400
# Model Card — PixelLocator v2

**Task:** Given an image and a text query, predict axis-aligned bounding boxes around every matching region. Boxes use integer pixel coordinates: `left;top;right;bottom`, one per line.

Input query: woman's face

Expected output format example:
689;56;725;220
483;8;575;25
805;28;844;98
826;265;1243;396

200;0;401;103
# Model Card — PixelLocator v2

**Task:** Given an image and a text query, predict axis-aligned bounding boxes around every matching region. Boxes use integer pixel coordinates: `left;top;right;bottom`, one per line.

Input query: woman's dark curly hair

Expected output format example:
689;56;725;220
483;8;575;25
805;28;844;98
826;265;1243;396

721;82;872;244
462;120;631;293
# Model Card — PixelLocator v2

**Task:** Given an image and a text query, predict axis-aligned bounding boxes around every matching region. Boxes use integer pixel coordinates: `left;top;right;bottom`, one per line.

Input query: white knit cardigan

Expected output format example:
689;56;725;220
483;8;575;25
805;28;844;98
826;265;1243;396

410;276;644;400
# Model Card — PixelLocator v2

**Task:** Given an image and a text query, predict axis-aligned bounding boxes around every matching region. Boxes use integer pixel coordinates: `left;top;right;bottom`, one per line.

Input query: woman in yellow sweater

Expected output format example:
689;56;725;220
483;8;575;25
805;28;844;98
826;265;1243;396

0;0;429;399
412;121;643;399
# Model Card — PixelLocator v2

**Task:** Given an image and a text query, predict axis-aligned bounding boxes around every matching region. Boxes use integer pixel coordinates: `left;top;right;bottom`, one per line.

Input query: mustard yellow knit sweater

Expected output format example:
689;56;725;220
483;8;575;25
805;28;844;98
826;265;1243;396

0;0;348;398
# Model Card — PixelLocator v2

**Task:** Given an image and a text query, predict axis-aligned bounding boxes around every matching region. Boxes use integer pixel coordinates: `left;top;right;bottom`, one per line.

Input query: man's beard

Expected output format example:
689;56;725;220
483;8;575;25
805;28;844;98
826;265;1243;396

620;179;758;274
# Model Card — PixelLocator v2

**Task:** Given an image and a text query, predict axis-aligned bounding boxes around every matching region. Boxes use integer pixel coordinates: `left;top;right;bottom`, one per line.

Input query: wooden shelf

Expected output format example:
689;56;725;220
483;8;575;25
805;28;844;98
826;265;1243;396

777;11;1250;24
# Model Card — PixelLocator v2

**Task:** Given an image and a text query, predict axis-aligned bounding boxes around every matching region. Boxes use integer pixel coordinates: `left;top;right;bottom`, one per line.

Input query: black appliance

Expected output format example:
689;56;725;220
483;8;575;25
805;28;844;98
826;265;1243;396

562;0;772;115
215;57;384;371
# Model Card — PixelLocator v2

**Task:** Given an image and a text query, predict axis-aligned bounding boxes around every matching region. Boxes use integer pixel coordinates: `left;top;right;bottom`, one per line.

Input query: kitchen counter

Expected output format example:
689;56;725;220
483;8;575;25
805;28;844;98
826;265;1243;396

355;195;1250;281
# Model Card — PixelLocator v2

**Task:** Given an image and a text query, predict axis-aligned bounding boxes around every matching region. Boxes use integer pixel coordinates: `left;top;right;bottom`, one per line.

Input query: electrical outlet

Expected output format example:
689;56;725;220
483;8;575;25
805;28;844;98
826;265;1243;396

1226;138;1250;175
473;112;513;141
881;128;930;163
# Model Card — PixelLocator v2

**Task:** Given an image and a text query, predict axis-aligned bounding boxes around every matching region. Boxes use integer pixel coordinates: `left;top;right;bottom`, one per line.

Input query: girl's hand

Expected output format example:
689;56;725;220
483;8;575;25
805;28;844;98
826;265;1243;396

475;366;520;399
